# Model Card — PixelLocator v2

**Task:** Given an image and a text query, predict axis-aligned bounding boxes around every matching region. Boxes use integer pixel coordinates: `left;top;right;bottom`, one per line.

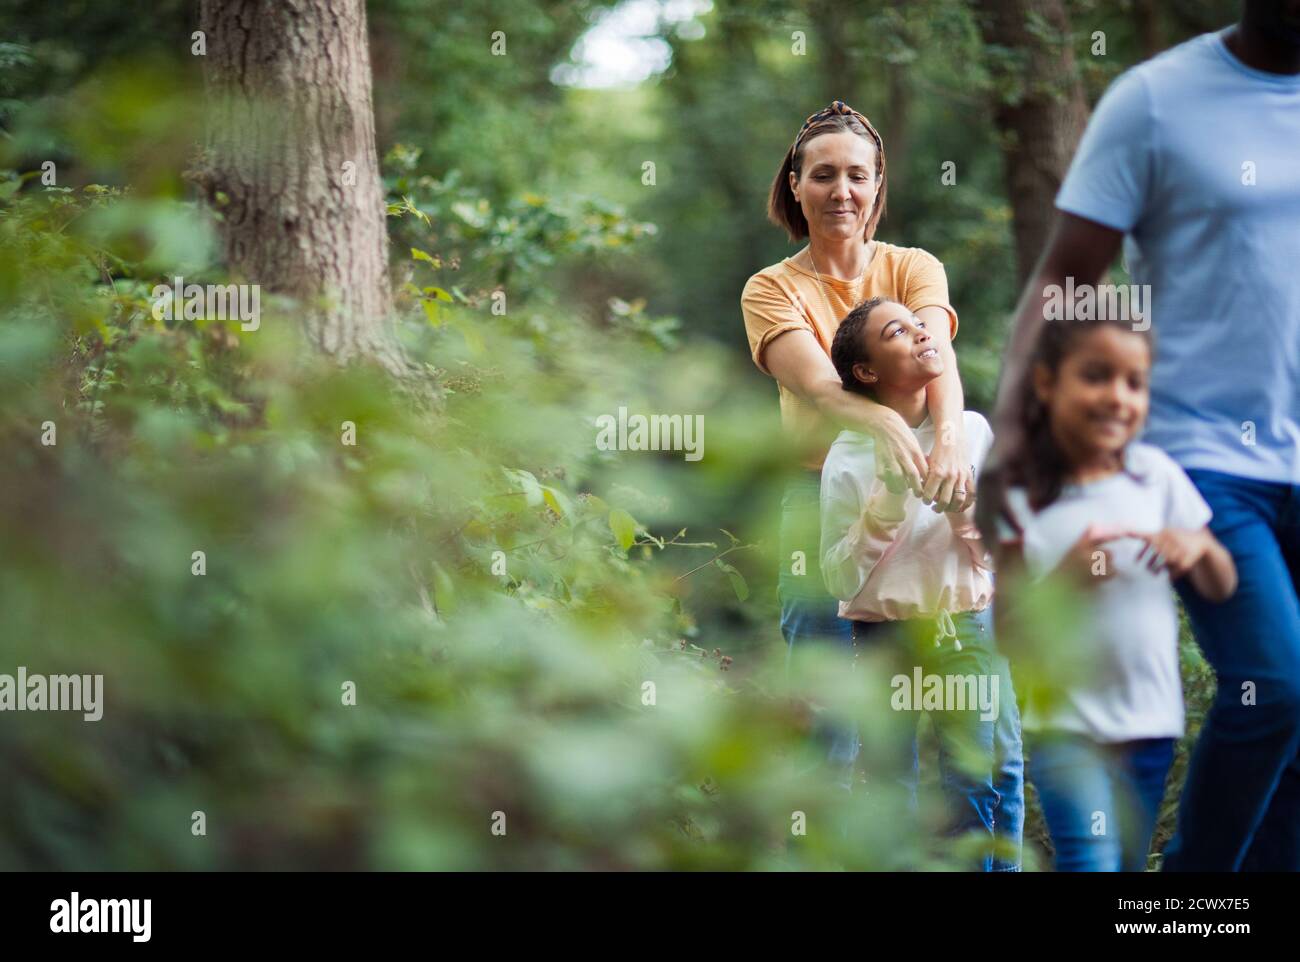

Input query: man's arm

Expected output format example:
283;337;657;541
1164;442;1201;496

975;212;1125;544
992;213;1124;425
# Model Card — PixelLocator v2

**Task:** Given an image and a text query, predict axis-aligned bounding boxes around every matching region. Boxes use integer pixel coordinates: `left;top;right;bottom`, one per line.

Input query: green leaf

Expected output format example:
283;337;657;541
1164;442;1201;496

609;508;638;551
449;316;484;355
503;467;543;506
541;485;571;520
411;247;440;267
432;563;457;613
714;559;749;602
451;200;488;228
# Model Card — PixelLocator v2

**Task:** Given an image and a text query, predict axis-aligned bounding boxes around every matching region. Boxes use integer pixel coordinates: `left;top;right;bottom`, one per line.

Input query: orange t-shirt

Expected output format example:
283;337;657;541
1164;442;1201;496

740;242;959;471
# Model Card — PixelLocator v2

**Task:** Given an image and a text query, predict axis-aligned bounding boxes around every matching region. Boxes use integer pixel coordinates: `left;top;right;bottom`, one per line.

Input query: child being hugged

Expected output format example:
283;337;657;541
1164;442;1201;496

993;315;1237;873
820;296;1023;872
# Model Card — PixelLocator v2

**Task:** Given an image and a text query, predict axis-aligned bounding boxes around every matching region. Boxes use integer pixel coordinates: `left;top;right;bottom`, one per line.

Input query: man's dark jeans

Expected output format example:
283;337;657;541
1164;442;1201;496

1165;469;1300;871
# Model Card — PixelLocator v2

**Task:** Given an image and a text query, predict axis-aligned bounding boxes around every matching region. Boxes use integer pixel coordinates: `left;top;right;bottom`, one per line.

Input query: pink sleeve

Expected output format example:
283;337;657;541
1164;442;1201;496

948;507;995;571
821;476;912;601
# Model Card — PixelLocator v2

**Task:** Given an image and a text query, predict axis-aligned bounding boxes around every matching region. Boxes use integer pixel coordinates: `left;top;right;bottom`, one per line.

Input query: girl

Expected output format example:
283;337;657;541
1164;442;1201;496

820;296;1023;871
993;315;1237;872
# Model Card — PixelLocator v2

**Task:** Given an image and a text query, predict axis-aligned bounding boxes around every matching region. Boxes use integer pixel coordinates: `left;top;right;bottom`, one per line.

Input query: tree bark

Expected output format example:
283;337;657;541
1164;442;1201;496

195;0;410;376
1134;0;1165;61
882;53;913;204
809;0;861;103
974;0;1090;286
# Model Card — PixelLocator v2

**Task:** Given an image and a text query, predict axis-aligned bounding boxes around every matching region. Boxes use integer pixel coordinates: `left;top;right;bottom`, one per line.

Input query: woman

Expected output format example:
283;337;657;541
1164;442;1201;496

741;101;1023;867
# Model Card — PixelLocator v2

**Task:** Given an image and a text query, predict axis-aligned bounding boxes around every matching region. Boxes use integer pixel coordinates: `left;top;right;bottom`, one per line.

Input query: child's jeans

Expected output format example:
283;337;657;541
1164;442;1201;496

853;605;1024;872
777;473;1023;870
1028;732;1175;871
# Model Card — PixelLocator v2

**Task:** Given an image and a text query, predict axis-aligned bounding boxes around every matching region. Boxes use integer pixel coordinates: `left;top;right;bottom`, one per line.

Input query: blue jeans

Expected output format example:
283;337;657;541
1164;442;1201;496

854;607;1025;872
778;475;868;779
1164;469;1300;871
778;475;1025;870
1028;733;1175;872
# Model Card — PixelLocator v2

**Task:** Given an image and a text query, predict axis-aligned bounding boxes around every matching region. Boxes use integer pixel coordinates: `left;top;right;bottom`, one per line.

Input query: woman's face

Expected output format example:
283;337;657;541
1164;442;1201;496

789;131;879;243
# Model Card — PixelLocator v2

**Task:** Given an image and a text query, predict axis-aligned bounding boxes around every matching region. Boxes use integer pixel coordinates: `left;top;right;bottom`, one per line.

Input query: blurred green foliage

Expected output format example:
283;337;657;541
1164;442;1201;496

0;0;1229;869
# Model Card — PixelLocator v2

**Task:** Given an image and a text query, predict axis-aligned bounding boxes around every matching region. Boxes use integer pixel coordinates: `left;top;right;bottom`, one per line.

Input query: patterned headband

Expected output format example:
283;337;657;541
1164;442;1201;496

791;100;882;156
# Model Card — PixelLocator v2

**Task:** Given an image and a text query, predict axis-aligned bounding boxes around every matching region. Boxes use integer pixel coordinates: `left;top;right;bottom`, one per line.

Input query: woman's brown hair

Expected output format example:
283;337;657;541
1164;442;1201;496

766;101;888;245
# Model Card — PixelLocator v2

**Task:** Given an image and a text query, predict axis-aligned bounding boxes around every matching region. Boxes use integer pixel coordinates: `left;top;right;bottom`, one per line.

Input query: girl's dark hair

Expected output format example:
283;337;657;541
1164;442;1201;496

767;107;887;244
1003;316;1155;515
830;296;892;397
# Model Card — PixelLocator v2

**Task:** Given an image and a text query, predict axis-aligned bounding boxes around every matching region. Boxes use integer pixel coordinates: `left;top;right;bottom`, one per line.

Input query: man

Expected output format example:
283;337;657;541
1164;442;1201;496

979;1;1300;870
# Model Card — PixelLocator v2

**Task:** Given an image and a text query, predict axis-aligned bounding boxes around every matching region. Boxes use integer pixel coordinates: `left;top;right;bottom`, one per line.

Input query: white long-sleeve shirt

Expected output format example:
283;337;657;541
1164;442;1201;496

820;411;995;622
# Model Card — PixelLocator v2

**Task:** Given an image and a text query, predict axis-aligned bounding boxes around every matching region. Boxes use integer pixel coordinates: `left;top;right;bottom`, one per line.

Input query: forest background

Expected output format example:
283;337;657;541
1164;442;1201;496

0;0;1235;869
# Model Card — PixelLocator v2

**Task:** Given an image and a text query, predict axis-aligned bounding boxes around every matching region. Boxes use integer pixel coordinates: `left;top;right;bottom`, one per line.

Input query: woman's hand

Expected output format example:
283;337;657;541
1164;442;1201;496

925;425;973;513
867;406;928;496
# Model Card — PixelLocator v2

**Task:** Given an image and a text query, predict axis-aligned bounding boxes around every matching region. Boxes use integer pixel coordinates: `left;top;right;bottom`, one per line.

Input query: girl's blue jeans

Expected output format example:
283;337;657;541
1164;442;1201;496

1028;732;1175;872
778;473;1024;870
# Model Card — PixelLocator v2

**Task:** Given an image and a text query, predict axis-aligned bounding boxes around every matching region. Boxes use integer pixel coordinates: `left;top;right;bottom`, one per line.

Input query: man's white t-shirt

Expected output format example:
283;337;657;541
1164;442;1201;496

1001;443;1212;742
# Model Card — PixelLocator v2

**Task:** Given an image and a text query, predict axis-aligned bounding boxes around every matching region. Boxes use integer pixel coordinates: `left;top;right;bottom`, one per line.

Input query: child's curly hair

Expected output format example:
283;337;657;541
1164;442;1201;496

830;295;895;398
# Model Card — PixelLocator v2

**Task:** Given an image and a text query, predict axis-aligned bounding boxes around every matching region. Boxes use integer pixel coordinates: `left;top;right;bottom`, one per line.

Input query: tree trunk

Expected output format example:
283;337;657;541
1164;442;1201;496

882;54;913;204
810;0;861;103
974;0;1089;286
195;0;409;376
1134;0;1164;61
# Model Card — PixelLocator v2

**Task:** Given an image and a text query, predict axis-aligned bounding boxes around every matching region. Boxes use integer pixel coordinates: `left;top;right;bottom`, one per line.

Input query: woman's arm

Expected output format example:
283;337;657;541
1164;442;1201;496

915;305;970;513
765;329;927;495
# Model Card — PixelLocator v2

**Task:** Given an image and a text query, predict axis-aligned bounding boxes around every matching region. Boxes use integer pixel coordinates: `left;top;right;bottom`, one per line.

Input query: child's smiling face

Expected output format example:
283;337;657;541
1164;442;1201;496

850;300;945;392
1035;324;1151;465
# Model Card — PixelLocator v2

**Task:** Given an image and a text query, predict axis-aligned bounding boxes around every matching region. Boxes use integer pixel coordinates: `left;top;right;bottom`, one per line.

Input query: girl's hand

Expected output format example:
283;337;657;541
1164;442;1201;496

1056;524;1131;585
869;407;928;497
1132;528;1213;579
925;424;973;513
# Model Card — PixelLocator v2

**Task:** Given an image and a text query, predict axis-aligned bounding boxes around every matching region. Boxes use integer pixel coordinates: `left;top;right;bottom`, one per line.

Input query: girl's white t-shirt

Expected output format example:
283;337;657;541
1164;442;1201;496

1001;442;1212;742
